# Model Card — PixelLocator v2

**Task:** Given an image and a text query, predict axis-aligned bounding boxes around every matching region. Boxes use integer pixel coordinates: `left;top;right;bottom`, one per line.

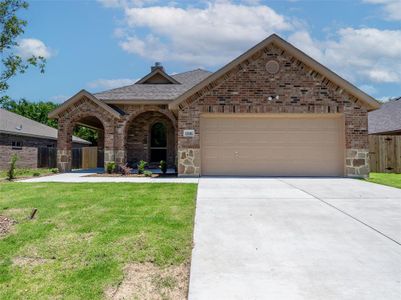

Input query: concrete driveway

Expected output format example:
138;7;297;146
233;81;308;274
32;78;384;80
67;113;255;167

189;178;401;300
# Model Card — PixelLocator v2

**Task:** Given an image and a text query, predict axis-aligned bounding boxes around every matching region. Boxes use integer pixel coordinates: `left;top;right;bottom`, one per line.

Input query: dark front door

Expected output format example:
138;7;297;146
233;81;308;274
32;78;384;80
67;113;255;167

150;122;167;162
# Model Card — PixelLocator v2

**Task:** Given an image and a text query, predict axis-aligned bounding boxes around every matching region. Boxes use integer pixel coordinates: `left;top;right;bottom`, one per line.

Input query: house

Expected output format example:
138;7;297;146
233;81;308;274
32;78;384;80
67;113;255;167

0;108;90;169
49;34;380;178
368;97;401;135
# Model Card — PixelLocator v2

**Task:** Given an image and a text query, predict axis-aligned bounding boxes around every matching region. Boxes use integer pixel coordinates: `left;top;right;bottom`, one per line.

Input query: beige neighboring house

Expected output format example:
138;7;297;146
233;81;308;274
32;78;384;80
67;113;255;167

0;108;90;170
50;34;380;178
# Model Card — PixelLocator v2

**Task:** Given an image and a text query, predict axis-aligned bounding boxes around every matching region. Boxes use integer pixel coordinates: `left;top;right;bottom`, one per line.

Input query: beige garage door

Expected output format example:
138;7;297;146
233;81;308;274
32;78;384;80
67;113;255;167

200;114;345;176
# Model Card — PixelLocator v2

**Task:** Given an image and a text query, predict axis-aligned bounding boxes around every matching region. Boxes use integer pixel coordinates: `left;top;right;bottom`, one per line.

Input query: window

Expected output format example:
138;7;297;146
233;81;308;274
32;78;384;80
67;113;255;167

150;122;167;162
12;141;23;150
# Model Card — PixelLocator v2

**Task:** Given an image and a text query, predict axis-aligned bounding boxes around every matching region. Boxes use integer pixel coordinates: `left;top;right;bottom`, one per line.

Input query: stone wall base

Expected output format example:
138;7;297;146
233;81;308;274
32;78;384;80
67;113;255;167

57;149;71;172
178;148;200;176
345;149;370;178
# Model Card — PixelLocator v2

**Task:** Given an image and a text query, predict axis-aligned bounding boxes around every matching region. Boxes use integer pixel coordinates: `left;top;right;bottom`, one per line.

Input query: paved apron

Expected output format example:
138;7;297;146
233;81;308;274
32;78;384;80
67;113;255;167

189;177;401;300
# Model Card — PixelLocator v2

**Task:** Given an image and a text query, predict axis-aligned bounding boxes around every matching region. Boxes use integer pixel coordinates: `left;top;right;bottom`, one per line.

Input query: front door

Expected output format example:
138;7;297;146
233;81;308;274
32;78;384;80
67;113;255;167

150;122;167;162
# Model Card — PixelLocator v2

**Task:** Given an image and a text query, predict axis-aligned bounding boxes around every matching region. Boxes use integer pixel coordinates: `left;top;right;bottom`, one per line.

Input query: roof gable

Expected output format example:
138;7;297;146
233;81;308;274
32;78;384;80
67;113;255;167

48;90;121;119
136;68;180;84
169;34;380;111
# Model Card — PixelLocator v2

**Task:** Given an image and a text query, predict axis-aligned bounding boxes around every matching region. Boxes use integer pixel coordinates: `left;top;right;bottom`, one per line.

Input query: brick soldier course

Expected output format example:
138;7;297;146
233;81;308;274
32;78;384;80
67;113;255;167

49;34;380;177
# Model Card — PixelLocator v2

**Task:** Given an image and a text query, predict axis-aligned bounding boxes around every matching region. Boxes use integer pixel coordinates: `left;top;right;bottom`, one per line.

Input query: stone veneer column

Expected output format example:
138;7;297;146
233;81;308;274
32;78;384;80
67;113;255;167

57;122;72;172
345;149;369;178
178;148;200;176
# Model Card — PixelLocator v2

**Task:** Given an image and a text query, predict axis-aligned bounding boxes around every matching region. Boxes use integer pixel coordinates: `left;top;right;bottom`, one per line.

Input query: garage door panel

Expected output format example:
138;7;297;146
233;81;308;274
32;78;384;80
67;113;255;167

200;114;344;176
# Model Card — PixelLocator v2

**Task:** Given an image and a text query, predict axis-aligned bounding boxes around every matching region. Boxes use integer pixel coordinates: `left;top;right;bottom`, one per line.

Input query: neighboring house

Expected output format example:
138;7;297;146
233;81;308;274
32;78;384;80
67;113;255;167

0;108;90;169
50;34;380;178
368;97;401;135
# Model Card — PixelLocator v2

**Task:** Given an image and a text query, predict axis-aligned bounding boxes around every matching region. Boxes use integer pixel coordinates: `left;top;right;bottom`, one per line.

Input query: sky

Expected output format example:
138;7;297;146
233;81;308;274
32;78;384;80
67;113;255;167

6;0;401;103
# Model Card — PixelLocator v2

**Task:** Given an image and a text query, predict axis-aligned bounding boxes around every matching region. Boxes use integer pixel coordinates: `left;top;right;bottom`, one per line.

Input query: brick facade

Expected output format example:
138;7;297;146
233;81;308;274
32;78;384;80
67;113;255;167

177;44;369;177
55;97;177;171
54;44;372;177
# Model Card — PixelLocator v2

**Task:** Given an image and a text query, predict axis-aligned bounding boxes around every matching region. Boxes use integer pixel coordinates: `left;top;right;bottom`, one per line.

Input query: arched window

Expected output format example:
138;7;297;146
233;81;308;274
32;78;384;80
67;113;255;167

150;122;167;162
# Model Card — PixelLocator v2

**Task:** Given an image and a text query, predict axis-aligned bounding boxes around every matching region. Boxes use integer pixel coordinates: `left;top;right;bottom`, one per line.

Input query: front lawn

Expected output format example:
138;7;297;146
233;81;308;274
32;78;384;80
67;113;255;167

0;183;197;299
366;172;401;189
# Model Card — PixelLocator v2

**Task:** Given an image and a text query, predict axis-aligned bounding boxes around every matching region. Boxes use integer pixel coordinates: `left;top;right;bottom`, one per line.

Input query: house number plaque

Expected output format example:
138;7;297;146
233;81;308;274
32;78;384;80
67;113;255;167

183;129;195;137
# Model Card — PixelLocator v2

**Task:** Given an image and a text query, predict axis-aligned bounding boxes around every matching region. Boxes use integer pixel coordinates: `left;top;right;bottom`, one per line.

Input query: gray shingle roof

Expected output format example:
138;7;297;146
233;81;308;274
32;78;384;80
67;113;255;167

0;108;90;144
94;69;212;101
368;97;401;134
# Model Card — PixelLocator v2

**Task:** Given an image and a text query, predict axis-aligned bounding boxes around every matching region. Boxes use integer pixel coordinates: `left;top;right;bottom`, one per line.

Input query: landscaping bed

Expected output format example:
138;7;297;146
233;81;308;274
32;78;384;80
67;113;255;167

0;182;197;299
85;173;177;178
0;168;58;181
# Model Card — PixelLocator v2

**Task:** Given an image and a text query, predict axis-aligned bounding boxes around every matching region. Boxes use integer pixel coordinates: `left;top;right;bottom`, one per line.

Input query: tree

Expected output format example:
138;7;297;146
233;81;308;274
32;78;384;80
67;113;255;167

1;97;98;144
1;97;58;127
0;0;45;98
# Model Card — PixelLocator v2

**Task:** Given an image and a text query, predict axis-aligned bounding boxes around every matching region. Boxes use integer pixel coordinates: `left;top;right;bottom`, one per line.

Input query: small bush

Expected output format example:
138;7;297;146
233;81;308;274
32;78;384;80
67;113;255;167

32;172;40;177
106;161;116;174
159;160;167;174
137;160;147;175
6;154;18;181
120;164;132;176
51;168;59;174
144;170;152;177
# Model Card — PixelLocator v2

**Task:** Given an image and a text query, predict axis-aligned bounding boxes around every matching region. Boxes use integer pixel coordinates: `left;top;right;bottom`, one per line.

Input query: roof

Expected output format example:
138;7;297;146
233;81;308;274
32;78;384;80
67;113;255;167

48;90;122;119
169;34;381;111
0;108;91;144
368;97;401;134
94;69;212;102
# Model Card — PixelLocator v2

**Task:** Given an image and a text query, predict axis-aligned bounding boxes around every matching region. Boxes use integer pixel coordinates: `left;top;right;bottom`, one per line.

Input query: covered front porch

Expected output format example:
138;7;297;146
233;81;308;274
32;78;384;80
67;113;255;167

50;90;178;173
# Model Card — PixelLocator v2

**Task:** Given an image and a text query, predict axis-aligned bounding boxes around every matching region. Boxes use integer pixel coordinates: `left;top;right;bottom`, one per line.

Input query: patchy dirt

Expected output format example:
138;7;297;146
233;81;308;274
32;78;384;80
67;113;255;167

105;263;189;300
12;256;54;267
0;215;16;237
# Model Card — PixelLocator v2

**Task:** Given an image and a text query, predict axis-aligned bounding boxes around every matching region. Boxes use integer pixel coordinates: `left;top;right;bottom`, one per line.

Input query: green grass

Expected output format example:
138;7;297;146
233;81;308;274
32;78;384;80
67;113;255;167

366;172;401;189
0;183;197;299
0;168;57;181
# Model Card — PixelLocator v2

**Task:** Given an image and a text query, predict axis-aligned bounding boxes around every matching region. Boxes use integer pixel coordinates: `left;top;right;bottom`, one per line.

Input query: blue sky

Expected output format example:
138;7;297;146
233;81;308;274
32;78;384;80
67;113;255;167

7;0;401;102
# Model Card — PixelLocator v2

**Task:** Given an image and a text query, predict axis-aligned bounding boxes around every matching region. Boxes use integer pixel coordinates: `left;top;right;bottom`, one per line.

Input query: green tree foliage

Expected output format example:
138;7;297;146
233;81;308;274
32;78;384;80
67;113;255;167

1;97;98;144
1;97;58;127
0;0;46;97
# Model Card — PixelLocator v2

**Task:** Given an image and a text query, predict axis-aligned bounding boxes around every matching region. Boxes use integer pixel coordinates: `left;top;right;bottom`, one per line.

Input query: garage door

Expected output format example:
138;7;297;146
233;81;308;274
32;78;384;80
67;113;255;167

200;114;345;176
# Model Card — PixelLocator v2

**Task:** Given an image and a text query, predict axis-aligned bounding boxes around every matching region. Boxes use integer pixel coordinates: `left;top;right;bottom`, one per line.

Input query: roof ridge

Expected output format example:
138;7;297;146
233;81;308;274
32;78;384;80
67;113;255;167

171;68;212;77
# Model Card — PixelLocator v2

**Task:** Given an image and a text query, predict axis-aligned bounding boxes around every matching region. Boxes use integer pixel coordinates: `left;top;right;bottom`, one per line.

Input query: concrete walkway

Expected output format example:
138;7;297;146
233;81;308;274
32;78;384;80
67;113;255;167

189;177;401;300
19;171;198;183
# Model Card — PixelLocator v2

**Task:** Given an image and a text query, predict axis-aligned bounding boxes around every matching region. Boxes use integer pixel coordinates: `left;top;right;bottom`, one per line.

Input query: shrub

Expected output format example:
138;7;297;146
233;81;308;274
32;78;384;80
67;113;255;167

159;160;167;174
120;164;132;176
51;168;59;174
137;160;147;175
106;161;116;174
6;154;18;181
32;172;40;177
144;170;152;177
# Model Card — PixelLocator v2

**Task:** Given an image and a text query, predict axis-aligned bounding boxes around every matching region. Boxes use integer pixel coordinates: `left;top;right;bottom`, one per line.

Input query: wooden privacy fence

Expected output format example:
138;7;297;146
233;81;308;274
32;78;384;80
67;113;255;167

38;147;101;170
37;147;57;168
369;135;401;173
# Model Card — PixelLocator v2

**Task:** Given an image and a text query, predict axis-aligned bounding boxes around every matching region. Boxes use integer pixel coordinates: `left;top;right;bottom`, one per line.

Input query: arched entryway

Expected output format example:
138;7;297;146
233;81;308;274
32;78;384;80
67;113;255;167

57;114;108;172
125;111;176;167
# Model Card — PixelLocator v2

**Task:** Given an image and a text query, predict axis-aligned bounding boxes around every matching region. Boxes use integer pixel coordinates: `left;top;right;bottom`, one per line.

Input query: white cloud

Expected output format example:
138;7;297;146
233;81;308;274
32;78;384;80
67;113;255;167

359;84;377;95
115;1;293;65
363;0;401;21
16;38;52;59
289;28;401;84
87;78;137;90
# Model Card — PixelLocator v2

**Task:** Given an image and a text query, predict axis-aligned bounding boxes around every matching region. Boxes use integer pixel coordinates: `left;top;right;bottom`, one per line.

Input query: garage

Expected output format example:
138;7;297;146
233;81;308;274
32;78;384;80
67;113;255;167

200;114;345;176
